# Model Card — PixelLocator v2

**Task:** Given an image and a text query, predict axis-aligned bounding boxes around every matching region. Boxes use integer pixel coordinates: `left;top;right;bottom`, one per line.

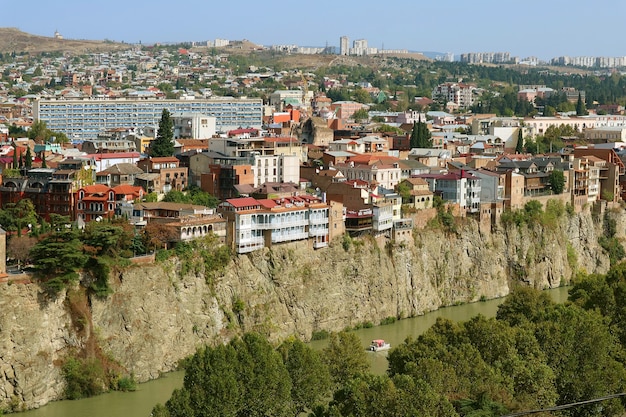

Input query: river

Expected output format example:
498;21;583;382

18;286;570;417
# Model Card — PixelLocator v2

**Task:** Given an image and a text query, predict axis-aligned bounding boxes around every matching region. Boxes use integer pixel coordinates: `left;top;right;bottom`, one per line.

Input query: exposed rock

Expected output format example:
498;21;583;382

0;209;614;410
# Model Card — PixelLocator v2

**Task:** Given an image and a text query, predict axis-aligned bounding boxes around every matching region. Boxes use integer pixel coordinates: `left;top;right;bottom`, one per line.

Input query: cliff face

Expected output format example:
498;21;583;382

0;210;613;410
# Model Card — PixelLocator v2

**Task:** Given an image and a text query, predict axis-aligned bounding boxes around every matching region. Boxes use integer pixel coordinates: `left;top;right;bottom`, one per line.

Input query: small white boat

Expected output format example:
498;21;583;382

369;339;391;352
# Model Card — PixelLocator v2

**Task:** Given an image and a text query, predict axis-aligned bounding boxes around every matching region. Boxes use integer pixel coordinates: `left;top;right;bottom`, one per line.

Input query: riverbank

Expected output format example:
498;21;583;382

17;287;572;417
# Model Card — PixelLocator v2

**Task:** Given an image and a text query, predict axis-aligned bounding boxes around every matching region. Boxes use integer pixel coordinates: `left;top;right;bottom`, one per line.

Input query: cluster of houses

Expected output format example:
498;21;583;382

3;42;626;253
1;108;625;255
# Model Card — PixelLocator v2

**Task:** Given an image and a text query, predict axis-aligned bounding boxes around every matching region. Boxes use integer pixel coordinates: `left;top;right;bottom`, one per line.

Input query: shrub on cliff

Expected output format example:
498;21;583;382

62;357;107;400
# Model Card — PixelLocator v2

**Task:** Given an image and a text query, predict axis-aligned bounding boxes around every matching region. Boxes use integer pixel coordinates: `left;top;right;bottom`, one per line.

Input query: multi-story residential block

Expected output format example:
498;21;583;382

81;139;137;154
573;148;624;203
0;162;90;221
218;195;330;254
172;113;216;139
95;163;144;187
432;83;476;109
136;156;187;194
120;201;226;244
584;126;626;142
33;98;263;140
330;101;366;120
84;152;142;172
269;90;305;110
419;171;482;213
328;136;388;154
523;116;593;137
333;159;402;191
76;184;116;222
251;154;300;187
398;178;434;210
340;36;349;56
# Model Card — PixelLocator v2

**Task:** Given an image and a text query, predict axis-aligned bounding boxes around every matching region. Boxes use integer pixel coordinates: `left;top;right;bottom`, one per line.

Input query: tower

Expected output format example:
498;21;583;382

340;36;349;56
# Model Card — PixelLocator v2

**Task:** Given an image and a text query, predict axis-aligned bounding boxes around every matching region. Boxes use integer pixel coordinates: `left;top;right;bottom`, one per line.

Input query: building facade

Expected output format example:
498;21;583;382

34;98;263;140
219;195;330;254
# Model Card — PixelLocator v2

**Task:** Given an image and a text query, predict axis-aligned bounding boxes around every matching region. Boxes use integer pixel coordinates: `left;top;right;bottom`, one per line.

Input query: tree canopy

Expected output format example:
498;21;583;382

149;109;175;157
410;120;432;148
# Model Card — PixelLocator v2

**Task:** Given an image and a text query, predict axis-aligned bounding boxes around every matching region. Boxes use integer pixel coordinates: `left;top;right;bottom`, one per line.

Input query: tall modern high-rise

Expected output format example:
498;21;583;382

33;98;263;141
340;36;349;56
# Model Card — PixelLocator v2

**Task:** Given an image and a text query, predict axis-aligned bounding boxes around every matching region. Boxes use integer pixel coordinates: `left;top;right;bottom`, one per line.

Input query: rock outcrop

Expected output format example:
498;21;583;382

0;209;615;410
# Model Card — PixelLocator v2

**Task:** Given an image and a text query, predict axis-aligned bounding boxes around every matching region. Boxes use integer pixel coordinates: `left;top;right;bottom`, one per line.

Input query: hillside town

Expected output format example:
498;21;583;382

1;41;626;257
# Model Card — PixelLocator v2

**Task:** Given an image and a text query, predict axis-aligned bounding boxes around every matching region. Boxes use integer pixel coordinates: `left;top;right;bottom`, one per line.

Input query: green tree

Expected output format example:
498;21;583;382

410;120;432;148
278;338;331;415
28;120;49;143
352;88;372;104
576;92;587;116
149;109;175;157
30;228;87;293
156;333;293;417
351;108;369;123
548;170;565;194
1;199;38;237
515;128;524;154
24;146;32;169
322;331;369;387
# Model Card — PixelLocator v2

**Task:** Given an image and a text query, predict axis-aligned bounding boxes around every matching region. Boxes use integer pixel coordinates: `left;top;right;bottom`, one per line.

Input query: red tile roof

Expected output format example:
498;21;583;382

225;197;260;208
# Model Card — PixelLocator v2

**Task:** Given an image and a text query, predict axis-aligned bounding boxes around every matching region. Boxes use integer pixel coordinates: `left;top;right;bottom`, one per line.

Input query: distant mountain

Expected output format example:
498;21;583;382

0;27;126;54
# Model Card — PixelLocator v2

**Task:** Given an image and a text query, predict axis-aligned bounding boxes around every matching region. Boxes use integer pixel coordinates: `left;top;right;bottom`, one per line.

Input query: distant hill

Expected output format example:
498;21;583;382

417;51;450;60
0;27;127;54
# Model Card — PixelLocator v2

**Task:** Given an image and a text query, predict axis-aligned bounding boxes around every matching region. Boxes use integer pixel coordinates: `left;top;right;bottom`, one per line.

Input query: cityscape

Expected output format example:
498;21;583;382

2;15;626;417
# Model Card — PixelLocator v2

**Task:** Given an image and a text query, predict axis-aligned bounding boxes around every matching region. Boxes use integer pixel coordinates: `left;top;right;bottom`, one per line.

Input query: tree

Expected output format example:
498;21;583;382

149;109;175;157
28;120;49;143
24;146;32;169
410;120;432;148
352;88;372;104
1;199;38;237
351;108;369;123
7;235;36;269
30;228;87;293
322;331;369;387
548;170;565;194
278;338;331;415
11;143;17;168
142;222;179;251
156;333;293;417
576;92;587;116
515;128;524;154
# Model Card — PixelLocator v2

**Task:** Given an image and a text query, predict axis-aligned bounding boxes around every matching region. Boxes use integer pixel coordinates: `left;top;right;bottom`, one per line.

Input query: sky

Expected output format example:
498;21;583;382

3;0;626;61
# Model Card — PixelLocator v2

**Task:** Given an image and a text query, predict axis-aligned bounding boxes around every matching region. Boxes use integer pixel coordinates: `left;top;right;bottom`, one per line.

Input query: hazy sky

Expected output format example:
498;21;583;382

3;0;625;61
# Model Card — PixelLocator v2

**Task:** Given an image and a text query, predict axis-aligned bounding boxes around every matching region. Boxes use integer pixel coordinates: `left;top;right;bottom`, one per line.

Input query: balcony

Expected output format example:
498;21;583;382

309;227;329;237
313;240;328;249
271;230;308;243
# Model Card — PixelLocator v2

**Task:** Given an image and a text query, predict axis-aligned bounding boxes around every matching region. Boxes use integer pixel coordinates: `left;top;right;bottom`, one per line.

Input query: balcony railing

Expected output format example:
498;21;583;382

271;231;309;243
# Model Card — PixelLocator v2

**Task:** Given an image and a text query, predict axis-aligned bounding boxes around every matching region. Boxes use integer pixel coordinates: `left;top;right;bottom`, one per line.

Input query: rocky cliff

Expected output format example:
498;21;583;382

0;209;616;410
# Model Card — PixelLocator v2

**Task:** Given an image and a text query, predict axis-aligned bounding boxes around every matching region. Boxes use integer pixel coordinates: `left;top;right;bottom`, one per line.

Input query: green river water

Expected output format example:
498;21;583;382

17;286;570;417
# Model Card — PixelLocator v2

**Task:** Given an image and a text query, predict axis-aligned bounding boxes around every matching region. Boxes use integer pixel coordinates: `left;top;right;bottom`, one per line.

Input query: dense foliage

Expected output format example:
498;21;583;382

153;262;626;417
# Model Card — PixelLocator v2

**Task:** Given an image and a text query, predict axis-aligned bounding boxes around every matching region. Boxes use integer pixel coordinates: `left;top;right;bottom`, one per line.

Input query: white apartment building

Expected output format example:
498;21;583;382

432;83;475;108
252;154;300;187
340;36;349;56
219;196;330;254
421;171;482;213
172;113;216;139
34;98;263;141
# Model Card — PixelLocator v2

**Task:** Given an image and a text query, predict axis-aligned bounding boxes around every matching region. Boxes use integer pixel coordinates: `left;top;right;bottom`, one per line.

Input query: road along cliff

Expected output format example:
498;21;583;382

0;208;615;410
